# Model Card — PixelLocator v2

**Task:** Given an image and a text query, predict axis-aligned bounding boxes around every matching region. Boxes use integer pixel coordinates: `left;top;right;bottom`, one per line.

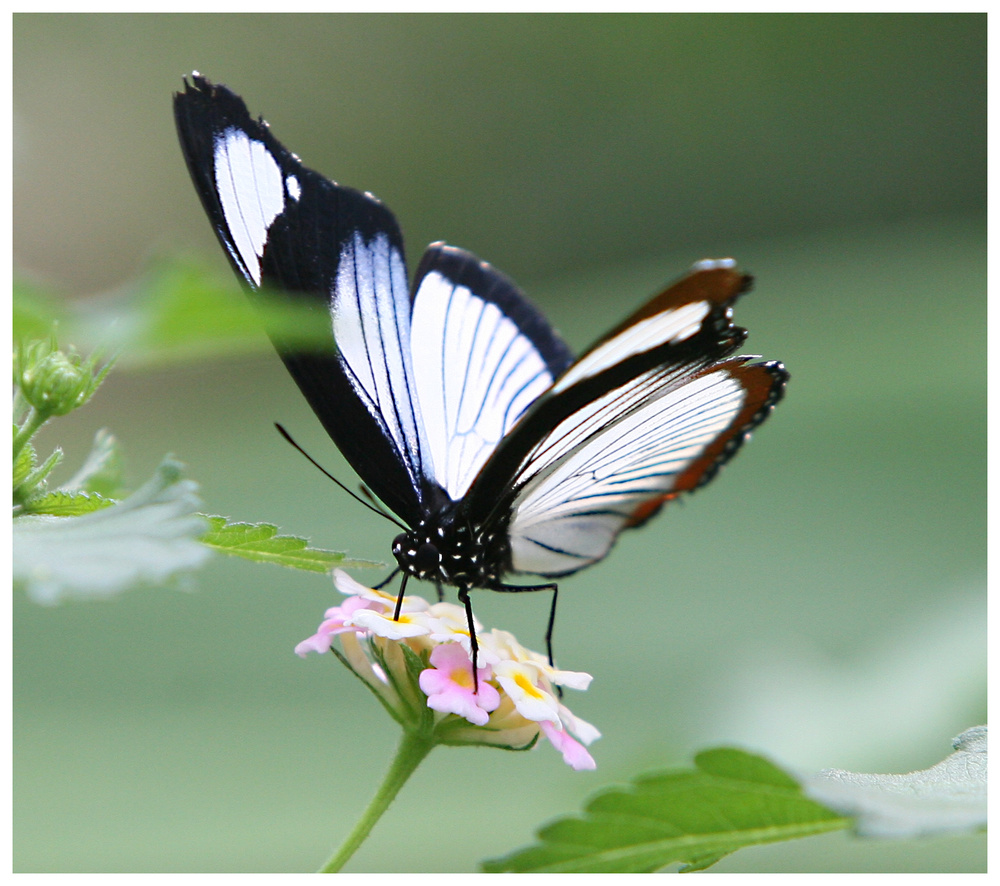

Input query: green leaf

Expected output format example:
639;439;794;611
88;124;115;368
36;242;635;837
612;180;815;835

13;257;336;369
482;747;849;873
13;446;63;508
20;489;116;517
63;428;123;497
71;257;331;367
199;515;377;572
13;458;211;604
803;725;987;838
13;431;37;489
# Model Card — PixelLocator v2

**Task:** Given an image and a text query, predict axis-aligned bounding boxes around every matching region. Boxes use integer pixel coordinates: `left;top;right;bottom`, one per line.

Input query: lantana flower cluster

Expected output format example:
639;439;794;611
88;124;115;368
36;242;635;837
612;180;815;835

296;570;600;769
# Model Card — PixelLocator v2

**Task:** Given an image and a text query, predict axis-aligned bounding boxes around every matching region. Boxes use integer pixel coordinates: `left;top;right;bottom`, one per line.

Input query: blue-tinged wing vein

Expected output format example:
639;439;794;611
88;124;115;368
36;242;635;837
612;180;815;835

411;263;561;500
507;367;748;575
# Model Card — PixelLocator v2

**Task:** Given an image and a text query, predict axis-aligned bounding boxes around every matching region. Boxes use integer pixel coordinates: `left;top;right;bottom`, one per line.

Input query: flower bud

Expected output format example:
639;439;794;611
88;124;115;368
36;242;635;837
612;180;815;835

15;338;110;416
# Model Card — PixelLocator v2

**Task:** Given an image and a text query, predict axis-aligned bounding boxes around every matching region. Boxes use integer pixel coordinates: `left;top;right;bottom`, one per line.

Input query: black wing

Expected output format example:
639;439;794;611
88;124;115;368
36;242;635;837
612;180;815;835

174;74;574;525
175;74;429;525
462;260;788;576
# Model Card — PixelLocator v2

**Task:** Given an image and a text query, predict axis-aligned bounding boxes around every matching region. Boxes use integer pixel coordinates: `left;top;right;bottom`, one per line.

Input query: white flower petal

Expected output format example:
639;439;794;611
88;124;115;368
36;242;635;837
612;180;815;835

493;660;560;723
348;608;433;639
557;703;601;745
333;569;429;613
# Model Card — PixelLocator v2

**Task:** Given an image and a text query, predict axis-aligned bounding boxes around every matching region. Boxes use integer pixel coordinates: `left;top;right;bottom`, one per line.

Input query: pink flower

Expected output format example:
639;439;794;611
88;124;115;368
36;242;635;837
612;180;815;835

540;720;596;771
297;576;599;768
294;596;376;657
419;643;500;726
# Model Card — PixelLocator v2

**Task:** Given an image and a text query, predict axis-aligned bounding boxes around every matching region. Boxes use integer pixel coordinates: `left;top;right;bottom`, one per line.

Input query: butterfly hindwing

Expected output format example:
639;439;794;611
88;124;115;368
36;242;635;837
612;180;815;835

504;357;786;575
461;263;787;576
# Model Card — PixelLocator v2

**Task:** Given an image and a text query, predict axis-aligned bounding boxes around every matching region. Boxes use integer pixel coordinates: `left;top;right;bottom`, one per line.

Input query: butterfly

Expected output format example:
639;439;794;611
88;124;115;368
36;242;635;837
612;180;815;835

174;73;788;681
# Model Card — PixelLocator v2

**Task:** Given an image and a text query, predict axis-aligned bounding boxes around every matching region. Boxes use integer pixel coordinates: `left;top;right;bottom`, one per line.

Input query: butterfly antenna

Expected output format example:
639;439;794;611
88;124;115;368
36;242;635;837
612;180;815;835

274;423;407;530
357;482;401;526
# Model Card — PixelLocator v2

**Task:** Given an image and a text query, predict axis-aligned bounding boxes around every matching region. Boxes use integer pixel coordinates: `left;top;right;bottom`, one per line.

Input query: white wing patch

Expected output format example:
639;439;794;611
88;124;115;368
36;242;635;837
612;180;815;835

332;230;427;486
411;270;556;500
552;300;711;393
508;367;746;575
213;127;285;286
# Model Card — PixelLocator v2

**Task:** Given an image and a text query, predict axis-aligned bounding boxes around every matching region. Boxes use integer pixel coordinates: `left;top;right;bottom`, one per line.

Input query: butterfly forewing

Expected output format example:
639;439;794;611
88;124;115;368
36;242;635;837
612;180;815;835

174;75;576;528
551;259;749;394
410;244;573;500
175;74;428;524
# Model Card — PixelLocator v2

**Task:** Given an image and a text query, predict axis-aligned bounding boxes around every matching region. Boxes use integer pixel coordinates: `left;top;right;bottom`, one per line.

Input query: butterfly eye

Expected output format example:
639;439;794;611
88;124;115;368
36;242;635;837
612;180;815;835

414;542;441;572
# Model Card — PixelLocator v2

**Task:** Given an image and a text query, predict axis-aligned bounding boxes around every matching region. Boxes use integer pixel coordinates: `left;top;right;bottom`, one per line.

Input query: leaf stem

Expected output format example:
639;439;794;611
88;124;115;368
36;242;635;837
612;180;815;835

317;729;435;873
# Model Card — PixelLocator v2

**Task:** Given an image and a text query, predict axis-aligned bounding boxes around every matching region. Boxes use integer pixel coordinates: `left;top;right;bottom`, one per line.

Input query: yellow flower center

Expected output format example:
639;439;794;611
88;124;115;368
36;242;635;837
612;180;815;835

513;671;544;699
450;667;475;690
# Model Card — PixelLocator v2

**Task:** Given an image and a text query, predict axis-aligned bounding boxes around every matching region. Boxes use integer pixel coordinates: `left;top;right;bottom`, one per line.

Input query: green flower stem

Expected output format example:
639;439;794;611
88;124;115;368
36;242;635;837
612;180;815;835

318;729;436;873
13;406;48;463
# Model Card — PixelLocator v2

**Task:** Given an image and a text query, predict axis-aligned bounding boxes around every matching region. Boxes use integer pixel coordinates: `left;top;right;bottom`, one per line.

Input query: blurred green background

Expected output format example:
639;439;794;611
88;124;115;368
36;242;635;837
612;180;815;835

13;13;985;872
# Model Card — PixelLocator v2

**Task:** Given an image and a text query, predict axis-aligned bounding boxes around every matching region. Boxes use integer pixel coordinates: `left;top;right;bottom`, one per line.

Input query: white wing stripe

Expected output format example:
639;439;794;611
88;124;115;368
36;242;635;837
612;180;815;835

214;128;285;286
508;369;746;574
333;231;427;485
519;379;740;516
552;301;710;393
412;270;555;499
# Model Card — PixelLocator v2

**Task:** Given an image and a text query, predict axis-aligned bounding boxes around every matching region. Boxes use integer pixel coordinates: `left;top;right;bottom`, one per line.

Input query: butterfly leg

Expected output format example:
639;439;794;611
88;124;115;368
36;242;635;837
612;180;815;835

393;572;409;621
457;586;481;693
435;580;444;602
373;567;400;591
493;581;559;669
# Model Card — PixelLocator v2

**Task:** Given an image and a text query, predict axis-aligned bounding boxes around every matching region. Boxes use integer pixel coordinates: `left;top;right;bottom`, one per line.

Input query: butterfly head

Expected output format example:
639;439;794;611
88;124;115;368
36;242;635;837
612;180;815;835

391;510;506;589
392;532;443;579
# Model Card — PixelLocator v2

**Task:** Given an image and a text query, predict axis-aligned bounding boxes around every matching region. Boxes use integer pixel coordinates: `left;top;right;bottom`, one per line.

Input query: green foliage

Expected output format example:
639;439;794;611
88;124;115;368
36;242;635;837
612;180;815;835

12;334;204;603
12;277;70;342
13;458;211;605
11;326;363;605
200;516;376;572
13;258;332;369
13;429;39;490
13;335;113;417
803;726;987;839
22;489;116;517
12;335;115;513
483;748;849;873
63;429;123;498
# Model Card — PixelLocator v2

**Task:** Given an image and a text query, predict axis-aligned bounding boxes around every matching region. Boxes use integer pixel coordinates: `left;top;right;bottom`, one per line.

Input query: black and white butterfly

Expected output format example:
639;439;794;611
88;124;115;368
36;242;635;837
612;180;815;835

174;73;787;679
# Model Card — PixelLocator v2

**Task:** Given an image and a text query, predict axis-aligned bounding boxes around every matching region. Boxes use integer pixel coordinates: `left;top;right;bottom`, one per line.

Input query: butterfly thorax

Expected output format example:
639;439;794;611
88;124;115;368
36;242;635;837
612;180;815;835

392;506;508;589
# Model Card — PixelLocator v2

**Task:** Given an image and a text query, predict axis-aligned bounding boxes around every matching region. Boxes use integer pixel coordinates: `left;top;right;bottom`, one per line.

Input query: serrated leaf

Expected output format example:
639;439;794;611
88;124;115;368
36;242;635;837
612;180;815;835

22;489;116;517
199;515;376;573
13;458;211;604
482;747;848;873
13;432;37;488
802;725;987;838
64;428;123;497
